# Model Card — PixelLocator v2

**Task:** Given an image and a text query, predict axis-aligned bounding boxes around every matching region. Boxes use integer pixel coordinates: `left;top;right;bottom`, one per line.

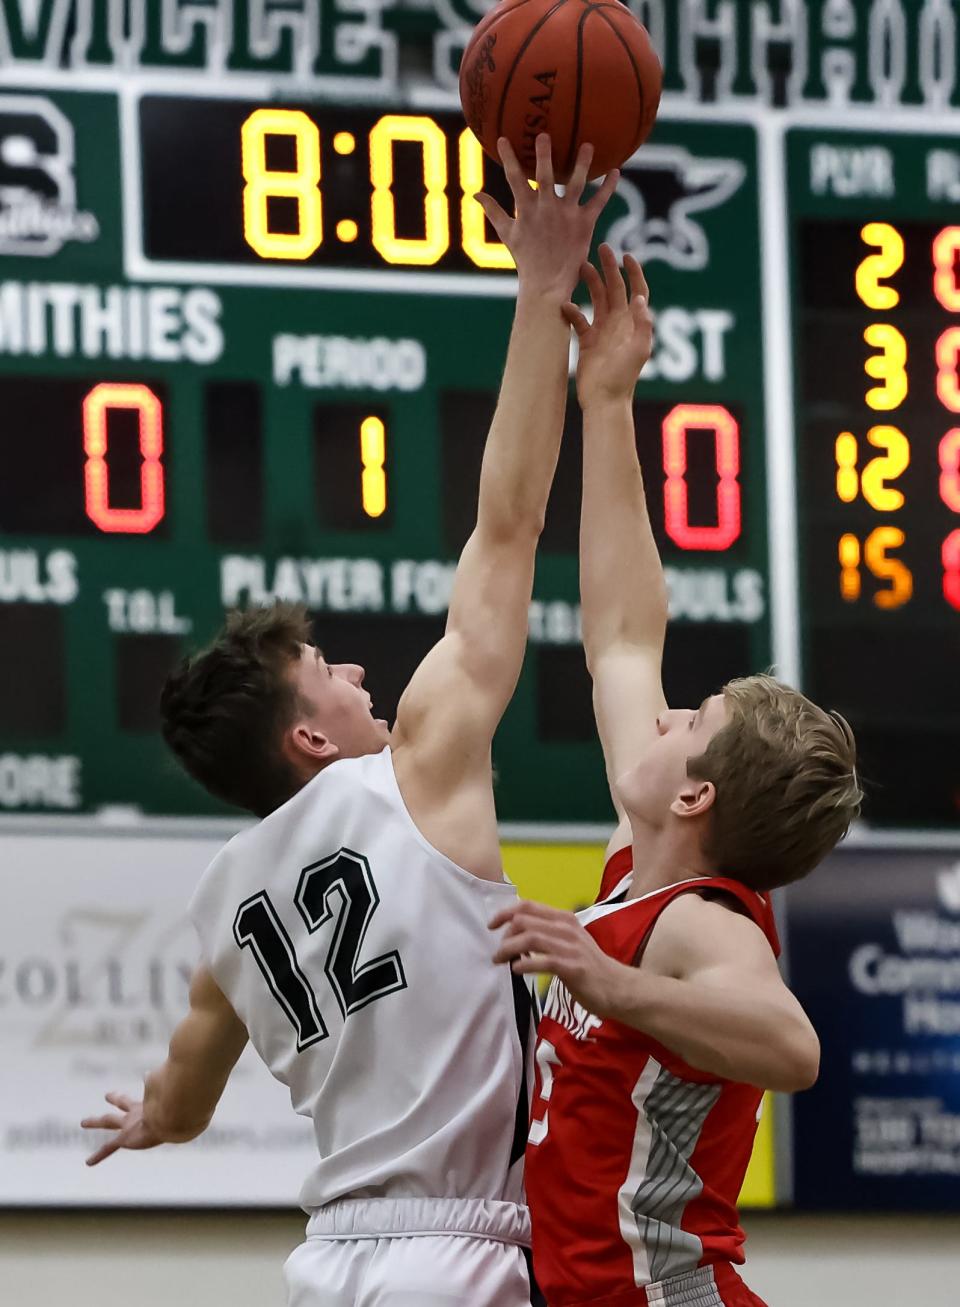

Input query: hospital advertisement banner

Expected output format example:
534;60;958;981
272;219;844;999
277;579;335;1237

787;846;960;1209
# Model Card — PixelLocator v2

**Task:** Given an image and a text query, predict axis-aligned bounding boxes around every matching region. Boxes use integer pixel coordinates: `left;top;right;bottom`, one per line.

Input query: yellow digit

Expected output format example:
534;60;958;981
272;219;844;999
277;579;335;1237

458;129;514;270
856;222;904;309
835;432;859;503
936;326;960;413
865;526;912;609
241;108;321;260
839;533;862;602
860;425;910;511
360;416;387;518
370;116;449;266
864;324;908;411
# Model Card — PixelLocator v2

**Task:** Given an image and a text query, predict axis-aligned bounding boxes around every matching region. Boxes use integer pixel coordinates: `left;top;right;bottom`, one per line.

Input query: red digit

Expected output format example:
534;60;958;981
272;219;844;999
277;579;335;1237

936;327;960;413
933;227;960;312
940;429;960;512
662;404;742;551
83;383;165;534
943;530;960;611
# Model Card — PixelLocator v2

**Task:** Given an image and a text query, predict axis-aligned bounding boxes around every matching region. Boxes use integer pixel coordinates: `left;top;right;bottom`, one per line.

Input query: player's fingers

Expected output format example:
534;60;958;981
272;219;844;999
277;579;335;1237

474;193;512;243
565;142;594;203
105;1091;134;1112
624;253;649;303
86;1136;123;1167
534;133;555;193
492;934;538;964
497;138;530;205
562;302;590;336
585;167;620;219
599;243;628;309
493;927;563;963
582;261;606;322
488;904;522;930
511;955;552;975
81;1113;124;1131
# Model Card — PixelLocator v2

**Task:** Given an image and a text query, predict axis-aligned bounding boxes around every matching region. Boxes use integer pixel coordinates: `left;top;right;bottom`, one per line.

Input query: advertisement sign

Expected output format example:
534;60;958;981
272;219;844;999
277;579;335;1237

1;827;313;1206
788;846;960;1209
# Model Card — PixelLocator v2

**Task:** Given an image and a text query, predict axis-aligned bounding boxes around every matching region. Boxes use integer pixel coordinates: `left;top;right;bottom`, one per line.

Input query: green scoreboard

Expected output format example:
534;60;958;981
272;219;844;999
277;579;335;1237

0;89;770;822
2;32;957;830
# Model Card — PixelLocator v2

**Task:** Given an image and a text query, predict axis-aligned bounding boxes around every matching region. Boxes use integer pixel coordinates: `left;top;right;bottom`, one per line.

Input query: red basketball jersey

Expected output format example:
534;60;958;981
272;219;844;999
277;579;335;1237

525;853;780;1306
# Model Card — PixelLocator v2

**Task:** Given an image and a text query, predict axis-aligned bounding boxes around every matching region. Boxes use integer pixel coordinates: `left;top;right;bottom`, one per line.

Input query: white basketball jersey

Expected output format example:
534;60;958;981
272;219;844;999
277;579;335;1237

190;746;535;1212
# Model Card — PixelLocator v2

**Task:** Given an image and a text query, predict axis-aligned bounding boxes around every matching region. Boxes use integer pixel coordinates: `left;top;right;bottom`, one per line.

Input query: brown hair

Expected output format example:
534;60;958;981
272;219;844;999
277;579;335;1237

687;674;861;891
160;603;313;817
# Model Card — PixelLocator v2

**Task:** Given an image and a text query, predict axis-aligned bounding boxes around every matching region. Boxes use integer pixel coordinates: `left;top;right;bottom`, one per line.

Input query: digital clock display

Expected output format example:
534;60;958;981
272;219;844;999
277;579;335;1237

139;99;516;277
790;129;960;826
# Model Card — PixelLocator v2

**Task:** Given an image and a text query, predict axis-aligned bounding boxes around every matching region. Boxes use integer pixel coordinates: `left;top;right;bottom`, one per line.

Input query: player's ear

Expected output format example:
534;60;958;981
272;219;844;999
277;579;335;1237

285;724;340;766
670;777;716;820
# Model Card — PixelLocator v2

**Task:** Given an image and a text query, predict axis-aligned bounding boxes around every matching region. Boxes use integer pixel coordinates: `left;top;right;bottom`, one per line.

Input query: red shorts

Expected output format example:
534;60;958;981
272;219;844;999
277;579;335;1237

551;1262;768;1307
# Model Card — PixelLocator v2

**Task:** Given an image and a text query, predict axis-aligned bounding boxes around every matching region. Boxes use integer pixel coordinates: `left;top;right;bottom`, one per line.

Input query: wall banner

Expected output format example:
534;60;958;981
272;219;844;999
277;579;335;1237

787;846;960;1209
1;829;314;1206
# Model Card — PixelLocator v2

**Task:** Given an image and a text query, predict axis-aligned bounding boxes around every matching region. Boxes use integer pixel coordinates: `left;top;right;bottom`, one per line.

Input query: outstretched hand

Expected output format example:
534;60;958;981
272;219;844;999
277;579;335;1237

81;1090;163;1166
490;899;631;1022
476;134;620;301
564;244;654;406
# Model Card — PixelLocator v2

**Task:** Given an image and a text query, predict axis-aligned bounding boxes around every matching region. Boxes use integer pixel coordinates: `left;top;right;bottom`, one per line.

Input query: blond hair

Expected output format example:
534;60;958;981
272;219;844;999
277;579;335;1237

687;674;861;891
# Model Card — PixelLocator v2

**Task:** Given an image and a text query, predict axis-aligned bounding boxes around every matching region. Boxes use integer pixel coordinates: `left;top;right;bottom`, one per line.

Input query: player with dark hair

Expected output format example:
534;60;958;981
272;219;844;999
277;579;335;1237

493;247;862;1307
79;137;616;1307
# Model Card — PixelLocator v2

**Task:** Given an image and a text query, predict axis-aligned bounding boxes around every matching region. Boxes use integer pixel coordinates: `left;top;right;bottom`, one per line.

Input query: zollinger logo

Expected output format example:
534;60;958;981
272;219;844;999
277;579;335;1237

0;95;98;256
605;146;745;272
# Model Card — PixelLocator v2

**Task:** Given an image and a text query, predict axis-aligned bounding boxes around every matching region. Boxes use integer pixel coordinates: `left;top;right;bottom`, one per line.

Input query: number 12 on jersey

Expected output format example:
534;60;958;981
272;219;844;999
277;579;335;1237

233;847;407;1051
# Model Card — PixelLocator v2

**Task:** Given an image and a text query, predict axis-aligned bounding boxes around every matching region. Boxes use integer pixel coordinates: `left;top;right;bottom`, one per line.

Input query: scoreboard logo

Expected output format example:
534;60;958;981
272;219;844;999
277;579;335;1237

606;146;745;272
0;96;98;257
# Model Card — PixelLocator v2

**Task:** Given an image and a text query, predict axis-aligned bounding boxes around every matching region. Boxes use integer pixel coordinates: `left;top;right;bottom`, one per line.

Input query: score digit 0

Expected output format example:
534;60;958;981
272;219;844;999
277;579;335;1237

83;382;165;534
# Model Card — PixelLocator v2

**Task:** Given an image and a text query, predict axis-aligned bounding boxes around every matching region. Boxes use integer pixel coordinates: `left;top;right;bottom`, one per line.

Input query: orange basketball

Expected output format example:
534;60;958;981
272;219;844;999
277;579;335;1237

459;0;662;182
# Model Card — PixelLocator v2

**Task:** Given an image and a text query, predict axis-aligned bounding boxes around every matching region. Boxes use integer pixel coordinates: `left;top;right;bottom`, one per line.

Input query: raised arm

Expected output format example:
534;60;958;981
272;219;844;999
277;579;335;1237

81;966;247;1164
392;137;617;872
565;247;664;844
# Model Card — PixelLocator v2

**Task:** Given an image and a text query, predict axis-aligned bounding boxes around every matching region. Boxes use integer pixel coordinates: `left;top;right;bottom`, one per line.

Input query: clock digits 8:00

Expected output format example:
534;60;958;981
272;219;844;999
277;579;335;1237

240;109;514;270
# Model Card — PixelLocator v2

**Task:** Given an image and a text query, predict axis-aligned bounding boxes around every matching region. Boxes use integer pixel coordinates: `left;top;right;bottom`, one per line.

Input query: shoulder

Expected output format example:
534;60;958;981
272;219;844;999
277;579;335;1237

643;888;773;979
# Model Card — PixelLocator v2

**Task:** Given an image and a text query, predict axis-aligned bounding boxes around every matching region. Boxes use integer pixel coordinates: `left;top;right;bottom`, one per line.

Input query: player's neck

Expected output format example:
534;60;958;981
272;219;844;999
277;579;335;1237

625;819;715;901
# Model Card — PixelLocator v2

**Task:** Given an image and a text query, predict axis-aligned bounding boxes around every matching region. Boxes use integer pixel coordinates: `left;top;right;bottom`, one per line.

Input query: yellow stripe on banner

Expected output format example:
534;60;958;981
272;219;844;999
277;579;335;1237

501;842;777;1210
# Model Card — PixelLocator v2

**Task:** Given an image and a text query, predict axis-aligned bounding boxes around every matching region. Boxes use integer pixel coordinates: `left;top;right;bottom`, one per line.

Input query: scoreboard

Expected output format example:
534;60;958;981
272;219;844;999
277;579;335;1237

789;129;960;828
0;92;769;822
0;36;956;831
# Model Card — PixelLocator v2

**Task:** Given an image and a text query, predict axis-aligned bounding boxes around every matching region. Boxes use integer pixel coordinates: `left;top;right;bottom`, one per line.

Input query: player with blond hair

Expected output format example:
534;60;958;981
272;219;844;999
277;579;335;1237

494;246;862;1307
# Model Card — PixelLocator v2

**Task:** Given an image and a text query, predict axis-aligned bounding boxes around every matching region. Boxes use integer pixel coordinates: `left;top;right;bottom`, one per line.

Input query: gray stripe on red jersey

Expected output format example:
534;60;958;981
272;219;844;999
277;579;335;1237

646;1265;725;1306
627;1065;722;1282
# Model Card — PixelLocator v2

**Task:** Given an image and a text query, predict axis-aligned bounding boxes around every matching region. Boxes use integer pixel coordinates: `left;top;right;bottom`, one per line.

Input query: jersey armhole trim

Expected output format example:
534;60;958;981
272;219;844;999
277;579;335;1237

382;746;517;896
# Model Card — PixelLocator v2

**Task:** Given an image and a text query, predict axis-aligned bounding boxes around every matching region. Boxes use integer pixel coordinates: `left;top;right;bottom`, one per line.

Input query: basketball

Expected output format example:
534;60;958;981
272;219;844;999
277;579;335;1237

459;0;662;182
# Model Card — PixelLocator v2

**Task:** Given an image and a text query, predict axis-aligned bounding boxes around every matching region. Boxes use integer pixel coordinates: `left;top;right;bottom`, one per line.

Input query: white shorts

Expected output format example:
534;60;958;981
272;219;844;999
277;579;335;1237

283;1197;534;1307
